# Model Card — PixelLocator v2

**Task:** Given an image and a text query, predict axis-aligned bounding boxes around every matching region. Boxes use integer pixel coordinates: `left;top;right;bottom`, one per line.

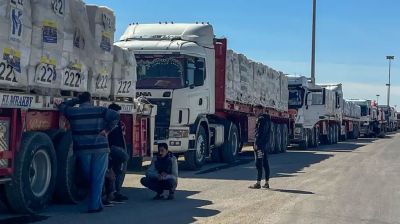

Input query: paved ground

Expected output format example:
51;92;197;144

1;133;400;224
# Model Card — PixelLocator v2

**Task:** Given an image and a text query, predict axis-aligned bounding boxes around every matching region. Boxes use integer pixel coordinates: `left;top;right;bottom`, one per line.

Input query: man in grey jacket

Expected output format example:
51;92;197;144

141;143;178;200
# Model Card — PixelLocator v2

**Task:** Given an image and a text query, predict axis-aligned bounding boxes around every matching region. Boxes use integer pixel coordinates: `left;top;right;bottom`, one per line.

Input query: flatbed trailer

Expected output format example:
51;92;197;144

0;91;155;213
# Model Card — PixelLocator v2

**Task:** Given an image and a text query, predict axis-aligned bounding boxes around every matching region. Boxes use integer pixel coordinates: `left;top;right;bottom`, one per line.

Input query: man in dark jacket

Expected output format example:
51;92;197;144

141;143;178;200
106;103;129;202
249;114;271;189
57;92;119;213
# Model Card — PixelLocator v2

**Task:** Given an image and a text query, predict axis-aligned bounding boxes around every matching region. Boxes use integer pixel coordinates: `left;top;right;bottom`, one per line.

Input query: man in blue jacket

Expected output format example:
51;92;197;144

57;92;119;213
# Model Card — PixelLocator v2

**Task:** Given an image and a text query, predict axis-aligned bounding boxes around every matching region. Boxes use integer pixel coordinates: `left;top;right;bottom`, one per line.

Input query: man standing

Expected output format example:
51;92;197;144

57;92;119;213
249;114;271;189
107;103;129;202
141;143;178;200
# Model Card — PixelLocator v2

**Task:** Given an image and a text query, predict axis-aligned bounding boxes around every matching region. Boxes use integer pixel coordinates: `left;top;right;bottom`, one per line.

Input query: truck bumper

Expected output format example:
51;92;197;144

153;137;190;153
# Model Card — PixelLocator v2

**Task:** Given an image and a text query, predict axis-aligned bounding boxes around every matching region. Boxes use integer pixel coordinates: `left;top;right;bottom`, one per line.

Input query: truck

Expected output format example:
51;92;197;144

348;99;386;138
288;77;344;149
379;106;397;132
116;23;291;170
0;1;156;214
340;99;361;140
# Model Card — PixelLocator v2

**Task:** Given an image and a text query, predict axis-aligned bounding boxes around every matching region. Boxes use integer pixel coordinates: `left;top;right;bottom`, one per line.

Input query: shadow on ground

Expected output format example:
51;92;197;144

0;188;219;224
179;138;374;181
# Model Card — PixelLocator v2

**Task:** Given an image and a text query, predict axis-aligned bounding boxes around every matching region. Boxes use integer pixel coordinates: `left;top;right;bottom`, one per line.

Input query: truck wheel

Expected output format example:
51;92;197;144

299;130;309;150
274;123;282;154
328;125;334;145
211;147;222;163
281;124;288;153
4;132;57;214
314;127;320;148
221;123;239;163
354;125;360;139
184;126;207;170
54;132;87;204
309;129;315;148
268;122;276;154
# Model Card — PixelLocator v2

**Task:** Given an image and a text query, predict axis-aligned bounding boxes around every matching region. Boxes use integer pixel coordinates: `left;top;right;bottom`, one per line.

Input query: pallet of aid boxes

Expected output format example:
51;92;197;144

86;5;115;98
28;0;92;95
0;0;32;89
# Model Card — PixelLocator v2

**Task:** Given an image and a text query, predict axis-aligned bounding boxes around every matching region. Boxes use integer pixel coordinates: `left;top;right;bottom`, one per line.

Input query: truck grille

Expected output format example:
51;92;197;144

149;99;172;140
0;119;10;168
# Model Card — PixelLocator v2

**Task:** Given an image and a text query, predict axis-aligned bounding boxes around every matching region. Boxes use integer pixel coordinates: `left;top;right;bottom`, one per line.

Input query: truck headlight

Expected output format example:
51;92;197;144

294;127;302;135
169;129;189;138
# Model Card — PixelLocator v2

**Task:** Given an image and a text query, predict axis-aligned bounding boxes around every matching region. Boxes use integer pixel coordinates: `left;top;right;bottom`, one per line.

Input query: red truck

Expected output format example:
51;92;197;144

0;93;155;213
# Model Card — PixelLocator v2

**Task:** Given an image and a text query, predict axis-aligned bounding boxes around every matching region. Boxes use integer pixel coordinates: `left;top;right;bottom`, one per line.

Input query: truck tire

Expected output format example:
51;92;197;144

314;127;320;148
281;124;288;153
299;129;309;150
274;123;282;154
328;125;334;145
354;125;360;139
4;132;57;214
54;132;87;204
268;122;276;154
184;125;208;170
309;128;315;147
221;123;239;163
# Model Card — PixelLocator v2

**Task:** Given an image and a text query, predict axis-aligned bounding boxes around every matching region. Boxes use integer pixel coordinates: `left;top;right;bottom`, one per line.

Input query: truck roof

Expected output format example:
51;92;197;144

119;23;215;48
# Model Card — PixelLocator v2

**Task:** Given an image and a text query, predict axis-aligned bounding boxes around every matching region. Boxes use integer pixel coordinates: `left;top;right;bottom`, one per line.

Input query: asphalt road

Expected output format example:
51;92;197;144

1;133;400;224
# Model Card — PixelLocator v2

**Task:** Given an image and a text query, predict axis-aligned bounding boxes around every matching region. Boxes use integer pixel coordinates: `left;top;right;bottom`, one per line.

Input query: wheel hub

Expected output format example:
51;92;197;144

29;149;52;197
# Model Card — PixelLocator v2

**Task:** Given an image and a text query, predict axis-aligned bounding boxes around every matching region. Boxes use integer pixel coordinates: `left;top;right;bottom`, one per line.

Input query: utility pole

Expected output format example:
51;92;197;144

386;56;395;107
376;94;380;105
310;0;317;84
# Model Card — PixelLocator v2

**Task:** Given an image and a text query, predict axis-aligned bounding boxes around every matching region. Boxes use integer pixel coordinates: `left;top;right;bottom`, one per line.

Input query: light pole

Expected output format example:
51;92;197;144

310;0;317;84
386;56;395;107
376;94;380;105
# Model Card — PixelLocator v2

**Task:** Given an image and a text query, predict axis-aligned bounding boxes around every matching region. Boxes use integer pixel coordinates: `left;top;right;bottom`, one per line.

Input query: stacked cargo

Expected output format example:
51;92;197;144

343;100;361;118
0;0;32;88
29;0;72;93
60;0;92;93
111;45;136;98
224;50;288;111
225;50;240;102
86;5;115;98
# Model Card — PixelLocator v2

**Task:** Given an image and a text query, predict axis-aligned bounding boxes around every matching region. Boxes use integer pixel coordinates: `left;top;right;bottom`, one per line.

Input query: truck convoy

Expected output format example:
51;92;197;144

379;106;397;132
288;77;361;149
348;99;387;137
116;23;290;170
0;0;155;214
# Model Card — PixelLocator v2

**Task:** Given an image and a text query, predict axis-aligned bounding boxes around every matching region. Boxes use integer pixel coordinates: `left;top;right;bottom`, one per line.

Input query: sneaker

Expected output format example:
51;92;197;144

153;194;164;200
110;198;126;204
88;207;104;213
167;193;175;200
249;183;261;189
114;193;128;201
263;183;270;189
102;200;114;207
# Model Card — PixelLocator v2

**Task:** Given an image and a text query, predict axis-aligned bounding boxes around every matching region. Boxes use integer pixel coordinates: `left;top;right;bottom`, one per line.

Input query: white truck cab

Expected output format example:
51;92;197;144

116;24;215;155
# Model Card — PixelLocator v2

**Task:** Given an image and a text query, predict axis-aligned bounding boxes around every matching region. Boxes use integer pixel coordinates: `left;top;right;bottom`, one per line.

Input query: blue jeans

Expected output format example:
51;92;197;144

77;152;109;210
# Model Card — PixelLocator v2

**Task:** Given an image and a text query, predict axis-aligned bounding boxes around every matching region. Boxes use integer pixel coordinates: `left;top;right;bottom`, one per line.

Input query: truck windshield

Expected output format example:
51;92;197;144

136;55;205;89
360;105;368;116
288;89;304;108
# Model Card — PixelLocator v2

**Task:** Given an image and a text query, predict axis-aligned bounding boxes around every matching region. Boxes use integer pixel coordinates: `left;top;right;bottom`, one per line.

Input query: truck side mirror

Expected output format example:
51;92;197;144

305;93;312;109
194;69;204;87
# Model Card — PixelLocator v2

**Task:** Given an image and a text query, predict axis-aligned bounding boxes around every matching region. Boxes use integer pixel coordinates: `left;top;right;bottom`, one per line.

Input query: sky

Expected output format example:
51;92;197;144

86;0;400;107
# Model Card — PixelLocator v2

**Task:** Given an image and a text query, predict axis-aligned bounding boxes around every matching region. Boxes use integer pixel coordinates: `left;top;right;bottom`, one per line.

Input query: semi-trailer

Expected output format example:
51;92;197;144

117;23;291;169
